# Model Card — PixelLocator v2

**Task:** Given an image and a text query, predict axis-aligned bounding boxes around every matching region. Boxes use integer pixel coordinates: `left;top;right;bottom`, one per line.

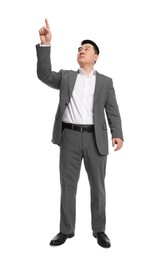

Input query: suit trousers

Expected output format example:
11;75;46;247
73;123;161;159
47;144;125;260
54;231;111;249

59;127;107;234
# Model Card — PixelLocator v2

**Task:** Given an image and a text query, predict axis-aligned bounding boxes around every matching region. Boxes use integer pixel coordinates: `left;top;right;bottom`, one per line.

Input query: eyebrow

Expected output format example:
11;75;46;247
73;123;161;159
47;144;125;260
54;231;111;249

78;46;91;51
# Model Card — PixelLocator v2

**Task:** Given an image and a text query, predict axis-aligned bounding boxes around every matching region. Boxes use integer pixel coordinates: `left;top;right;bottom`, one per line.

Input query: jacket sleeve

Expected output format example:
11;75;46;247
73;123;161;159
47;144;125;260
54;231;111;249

105;78;124;140
36;44;62;90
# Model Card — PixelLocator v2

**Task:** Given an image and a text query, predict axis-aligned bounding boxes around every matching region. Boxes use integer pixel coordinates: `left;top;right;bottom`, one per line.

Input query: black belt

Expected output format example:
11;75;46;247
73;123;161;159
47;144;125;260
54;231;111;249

62;122;94;133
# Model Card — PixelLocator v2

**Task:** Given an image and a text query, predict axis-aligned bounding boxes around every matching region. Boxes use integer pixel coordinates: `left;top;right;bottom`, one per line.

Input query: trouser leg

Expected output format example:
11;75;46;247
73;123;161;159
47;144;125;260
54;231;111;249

59;129;82;234
83;131;107;232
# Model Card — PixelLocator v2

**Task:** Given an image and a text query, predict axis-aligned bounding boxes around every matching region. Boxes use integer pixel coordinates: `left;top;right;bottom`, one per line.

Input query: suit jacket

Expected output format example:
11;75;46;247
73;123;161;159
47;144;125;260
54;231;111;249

36;44;123;155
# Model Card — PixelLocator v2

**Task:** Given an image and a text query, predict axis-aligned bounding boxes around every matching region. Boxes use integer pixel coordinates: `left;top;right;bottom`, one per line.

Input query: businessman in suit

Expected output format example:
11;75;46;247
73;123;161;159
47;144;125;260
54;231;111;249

36;19;123;248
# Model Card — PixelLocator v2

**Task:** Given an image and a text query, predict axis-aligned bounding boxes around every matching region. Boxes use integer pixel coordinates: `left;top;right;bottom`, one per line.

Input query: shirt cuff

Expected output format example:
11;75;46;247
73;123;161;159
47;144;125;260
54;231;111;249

39;44;51;47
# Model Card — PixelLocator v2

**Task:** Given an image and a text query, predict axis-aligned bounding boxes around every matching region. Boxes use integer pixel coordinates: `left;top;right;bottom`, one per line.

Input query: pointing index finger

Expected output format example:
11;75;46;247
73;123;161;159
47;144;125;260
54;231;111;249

45;18;50;29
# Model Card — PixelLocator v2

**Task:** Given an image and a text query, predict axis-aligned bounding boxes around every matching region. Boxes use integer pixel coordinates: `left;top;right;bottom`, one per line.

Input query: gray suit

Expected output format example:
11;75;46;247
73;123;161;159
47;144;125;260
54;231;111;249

36;44;123;233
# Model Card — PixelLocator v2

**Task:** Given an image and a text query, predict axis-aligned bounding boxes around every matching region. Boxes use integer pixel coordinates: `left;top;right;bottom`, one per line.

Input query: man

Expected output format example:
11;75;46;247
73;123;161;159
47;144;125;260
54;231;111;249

36;19;123;248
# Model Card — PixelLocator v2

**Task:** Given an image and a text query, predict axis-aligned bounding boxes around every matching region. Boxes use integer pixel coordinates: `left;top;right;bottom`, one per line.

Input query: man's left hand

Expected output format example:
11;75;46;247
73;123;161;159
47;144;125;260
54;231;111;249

112;138;123;151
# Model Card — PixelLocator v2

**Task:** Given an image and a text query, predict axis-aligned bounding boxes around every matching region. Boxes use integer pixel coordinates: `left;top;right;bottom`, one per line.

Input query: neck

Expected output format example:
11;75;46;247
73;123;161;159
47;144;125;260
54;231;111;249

80;64;94;75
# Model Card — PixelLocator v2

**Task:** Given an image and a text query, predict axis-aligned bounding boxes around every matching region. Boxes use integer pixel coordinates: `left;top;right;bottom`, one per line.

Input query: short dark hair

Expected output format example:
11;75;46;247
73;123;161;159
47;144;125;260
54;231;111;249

81;39;100;55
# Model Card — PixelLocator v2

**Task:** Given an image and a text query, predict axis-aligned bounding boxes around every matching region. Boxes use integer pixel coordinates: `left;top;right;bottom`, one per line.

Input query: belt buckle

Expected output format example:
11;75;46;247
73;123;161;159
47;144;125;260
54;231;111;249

80;126;83;132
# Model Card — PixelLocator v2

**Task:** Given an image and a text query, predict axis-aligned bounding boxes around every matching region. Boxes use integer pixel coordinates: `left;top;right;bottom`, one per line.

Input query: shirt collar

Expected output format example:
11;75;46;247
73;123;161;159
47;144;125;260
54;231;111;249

79;68;96;77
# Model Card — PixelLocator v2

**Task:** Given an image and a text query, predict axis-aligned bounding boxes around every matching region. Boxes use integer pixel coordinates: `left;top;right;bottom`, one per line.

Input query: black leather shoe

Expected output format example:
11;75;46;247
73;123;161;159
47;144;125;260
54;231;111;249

93;232;111;248
50;232;74;246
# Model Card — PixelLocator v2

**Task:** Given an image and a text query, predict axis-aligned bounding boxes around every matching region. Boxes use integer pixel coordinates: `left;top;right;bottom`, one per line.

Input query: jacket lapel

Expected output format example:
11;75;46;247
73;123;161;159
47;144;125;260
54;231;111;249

69;70;78;99
93;71;103;106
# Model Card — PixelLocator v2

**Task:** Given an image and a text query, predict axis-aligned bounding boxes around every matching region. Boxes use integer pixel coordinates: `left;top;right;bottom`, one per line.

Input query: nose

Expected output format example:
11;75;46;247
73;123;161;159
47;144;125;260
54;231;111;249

80;50;84;55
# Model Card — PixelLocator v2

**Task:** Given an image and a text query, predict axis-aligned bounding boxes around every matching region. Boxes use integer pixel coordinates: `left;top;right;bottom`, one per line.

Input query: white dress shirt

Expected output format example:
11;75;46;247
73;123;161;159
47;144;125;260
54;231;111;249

62;68;96;125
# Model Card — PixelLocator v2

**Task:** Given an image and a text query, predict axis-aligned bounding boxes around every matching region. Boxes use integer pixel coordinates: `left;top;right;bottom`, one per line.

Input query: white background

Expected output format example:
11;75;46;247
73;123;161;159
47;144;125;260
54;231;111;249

0;0;166;259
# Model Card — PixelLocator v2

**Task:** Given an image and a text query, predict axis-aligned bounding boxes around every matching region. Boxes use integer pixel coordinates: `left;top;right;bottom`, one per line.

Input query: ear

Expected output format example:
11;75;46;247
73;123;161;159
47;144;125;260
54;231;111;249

94;54;99;63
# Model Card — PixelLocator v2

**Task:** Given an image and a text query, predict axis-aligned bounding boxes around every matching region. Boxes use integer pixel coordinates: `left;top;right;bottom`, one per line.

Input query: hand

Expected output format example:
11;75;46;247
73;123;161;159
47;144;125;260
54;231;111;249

39;18;52;45
112;138;123;151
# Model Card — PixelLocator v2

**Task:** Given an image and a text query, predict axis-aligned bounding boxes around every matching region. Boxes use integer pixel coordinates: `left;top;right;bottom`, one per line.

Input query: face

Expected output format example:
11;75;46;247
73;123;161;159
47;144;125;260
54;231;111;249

77;44;98;66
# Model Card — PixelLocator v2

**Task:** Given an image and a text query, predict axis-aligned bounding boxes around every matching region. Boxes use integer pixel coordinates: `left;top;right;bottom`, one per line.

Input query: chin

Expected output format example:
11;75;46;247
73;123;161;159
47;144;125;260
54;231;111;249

78;61;85;66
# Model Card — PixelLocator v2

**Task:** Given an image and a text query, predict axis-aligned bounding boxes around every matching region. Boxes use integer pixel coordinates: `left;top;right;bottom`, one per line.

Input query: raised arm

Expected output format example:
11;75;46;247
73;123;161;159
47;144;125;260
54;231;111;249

36;19;61;89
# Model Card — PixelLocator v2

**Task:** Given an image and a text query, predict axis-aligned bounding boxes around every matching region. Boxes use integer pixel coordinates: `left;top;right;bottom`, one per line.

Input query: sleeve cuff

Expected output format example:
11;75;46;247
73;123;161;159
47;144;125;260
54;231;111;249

39;44;51;47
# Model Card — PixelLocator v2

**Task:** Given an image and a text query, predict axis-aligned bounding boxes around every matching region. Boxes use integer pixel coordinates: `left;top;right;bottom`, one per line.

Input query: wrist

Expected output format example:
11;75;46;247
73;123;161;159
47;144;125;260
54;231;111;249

40;42;51;45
